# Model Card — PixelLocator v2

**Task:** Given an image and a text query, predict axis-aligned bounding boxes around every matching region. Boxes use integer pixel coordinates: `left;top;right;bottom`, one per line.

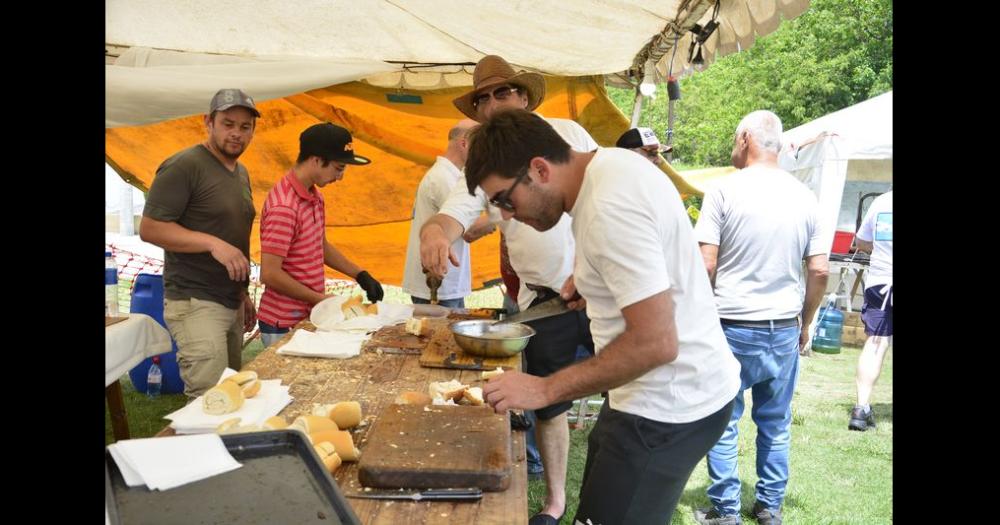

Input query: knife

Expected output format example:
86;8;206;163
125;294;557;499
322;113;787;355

346;487;483;501
495;296;571;325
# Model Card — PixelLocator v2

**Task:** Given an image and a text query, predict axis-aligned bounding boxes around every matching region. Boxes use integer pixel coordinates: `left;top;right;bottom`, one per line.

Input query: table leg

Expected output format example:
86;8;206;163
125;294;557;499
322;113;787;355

106;379;130;441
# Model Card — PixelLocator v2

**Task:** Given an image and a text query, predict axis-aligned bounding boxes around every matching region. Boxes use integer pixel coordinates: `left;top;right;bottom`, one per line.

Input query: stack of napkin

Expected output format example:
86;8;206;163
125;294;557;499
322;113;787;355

107;434;241;490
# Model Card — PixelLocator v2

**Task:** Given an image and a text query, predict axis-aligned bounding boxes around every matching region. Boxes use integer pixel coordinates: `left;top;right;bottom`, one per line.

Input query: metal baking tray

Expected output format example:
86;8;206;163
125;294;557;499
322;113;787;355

105;430;361;525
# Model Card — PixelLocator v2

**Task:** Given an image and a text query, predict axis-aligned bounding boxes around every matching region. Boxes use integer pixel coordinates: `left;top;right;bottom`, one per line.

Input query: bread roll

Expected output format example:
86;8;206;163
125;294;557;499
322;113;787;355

262;416;288;430
329;401;362;429
462;386;484;406
309;429;361;461
481;367;505;380
215;417;243;433
202;380;245;415
313;441;343;473
290;415;339;434
341;295;368;319
394;391;433;406
428;379;469;402
224;370;261;398
405;317;431;337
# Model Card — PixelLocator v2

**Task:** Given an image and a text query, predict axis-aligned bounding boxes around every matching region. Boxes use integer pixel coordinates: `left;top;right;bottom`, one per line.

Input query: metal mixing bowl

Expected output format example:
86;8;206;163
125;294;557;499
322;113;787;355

450;320;536;358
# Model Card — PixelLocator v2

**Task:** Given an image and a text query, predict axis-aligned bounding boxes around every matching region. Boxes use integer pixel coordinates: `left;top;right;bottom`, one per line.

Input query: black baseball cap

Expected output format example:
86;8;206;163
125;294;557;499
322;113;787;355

299;123;371;165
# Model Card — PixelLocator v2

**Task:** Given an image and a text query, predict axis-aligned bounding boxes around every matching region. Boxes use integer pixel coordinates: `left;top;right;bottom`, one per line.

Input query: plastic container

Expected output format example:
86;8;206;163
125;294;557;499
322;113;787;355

146;356;162;398
832;230;855;254
127;274;185;394
105;251;119;317
812;305;844;354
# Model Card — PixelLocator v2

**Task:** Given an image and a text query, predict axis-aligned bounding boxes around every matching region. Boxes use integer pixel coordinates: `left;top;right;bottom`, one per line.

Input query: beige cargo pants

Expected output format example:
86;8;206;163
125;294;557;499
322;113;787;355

164;297;244;398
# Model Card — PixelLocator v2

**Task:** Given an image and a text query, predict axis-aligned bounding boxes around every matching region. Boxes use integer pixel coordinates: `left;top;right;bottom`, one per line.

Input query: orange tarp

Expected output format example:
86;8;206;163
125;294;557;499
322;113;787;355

106;76;698;288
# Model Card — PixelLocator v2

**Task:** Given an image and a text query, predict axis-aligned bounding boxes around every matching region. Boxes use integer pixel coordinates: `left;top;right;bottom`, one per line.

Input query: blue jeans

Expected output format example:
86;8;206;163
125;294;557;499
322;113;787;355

411;296;466;308
258;320;290;349
707;323;800;514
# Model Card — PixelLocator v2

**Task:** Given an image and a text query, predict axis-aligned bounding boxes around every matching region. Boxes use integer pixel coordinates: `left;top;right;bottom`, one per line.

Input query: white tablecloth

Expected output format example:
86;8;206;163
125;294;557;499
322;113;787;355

105;314;172;387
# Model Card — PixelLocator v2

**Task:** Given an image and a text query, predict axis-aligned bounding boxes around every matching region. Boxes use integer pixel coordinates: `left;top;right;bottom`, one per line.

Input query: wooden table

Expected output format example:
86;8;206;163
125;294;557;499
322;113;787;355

159;319;529;525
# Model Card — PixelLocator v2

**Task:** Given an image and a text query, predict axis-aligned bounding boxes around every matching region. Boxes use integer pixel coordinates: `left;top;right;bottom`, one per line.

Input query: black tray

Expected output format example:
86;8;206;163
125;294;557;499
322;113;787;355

105;430;361;525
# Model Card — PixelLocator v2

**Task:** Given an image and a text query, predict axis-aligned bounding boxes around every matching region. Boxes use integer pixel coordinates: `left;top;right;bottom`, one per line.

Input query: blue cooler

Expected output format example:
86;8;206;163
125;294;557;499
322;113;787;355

127;274;185;394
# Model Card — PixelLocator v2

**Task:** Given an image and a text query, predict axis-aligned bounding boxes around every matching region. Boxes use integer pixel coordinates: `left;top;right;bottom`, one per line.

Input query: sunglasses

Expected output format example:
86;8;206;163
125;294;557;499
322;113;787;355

489;169;530;212
472;86;521;109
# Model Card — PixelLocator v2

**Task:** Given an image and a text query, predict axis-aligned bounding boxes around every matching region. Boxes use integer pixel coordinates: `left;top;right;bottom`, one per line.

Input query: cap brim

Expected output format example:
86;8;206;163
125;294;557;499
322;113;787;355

342;155;370;166
658;144;673;153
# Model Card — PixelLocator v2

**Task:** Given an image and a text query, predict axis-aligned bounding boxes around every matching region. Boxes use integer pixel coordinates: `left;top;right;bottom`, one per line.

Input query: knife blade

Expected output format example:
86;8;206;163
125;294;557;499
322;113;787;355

496;296;571;325
346;487;483;501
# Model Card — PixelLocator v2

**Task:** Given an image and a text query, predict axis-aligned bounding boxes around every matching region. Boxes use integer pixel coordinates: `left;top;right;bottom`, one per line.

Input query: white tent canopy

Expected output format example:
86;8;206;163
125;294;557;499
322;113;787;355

105;0;810;127
779;91;893;251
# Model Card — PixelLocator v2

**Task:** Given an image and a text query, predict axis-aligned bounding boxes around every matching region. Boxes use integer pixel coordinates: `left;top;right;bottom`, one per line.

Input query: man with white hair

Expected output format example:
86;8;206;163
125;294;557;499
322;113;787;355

693;110;829;525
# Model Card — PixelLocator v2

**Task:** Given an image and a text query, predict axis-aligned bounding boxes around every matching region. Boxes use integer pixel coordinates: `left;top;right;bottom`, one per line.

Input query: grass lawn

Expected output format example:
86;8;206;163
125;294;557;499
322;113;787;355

107;295;891;524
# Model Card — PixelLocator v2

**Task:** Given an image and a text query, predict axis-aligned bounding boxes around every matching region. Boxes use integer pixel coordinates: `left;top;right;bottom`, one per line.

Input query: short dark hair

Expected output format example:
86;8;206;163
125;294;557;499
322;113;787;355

295;152;337;166
465;109;571;195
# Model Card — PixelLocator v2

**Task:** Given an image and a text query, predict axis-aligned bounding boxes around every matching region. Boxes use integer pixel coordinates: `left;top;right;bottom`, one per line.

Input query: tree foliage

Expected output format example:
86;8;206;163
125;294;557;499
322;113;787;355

607;0;892;167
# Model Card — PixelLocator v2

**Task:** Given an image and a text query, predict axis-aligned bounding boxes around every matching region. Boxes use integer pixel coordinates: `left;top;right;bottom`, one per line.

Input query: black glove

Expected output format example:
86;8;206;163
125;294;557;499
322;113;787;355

356;270;384;302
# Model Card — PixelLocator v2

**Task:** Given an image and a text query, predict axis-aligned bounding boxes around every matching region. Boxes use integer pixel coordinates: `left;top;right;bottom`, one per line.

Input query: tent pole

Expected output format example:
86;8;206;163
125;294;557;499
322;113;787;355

630;87;644;127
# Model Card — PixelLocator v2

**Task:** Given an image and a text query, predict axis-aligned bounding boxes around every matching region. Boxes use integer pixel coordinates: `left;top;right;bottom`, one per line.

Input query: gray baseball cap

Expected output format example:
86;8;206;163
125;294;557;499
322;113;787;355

209;88;261;117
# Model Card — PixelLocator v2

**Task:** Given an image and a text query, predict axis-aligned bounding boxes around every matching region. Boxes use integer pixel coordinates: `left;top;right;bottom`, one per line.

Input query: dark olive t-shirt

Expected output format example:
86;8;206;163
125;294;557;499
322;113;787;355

143;145;256;309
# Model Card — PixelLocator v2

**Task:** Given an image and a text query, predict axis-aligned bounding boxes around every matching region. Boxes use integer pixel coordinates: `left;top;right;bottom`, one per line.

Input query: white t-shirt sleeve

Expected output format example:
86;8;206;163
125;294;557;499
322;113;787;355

439;174;488;230
805;202;828;256
583;204;671;310
693;186;723;246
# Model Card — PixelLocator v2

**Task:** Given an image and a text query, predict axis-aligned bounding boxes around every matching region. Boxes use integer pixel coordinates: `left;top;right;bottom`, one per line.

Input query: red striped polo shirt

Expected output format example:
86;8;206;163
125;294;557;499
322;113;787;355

257;170;326;328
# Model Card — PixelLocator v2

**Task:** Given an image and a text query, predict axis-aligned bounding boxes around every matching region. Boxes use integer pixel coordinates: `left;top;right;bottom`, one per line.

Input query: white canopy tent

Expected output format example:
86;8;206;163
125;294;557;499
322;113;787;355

105;0;810;127
779;90;893;252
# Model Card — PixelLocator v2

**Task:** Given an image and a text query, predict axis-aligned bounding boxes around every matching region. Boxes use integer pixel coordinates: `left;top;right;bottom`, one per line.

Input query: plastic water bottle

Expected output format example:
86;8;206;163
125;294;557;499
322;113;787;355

812;297;845;354
147;356;162;398
105;251;119;317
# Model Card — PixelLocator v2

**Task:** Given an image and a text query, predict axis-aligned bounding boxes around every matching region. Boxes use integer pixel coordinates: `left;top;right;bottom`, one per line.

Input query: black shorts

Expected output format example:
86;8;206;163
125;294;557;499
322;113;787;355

861;285;893;336
523;293;595;420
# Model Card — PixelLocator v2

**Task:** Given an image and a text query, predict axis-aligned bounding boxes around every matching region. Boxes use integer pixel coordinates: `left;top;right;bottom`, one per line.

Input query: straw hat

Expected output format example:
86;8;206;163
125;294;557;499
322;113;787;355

453;55;546;120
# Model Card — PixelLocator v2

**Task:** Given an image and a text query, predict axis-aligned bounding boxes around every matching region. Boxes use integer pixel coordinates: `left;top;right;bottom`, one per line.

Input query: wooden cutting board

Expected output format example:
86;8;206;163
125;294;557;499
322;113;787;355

367;323;429;351
358;404;512;491
418;318;520;370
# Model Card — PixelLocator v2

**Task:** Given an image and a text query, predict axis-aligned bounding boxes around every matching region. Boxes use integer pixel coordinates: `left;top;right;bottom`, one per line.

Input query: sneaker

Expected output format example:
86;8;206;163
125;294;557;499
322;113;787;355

694;507;743;525
848;405;876;431
751;501;782;525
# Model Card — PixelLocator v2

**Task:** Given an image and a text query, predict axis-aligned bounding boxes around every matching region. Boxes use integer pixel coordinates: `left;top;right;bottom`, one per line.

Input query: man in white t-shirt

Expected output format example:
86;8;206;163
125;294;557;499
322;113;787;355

849;190;892;432
466;109;741;525
401;119;480;308
692;110;829;525
420;55;598;525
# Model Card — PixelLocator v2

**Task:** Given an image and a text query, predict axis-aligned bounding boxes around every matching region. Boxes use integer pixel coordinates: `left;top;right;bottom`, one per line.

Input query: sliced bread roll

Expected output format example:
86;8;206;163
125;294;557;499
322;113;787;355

329;401;362;429
224;370;261;398
309;429;361;461
462;386;484;406
290;415;339;434
394;391;433;406
428;379;469;402
202;380;245;415
215;417;243;434
341;295;368;319
481;367;505;380
262;416;288;430
313;441;343;473
404;317;431;337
